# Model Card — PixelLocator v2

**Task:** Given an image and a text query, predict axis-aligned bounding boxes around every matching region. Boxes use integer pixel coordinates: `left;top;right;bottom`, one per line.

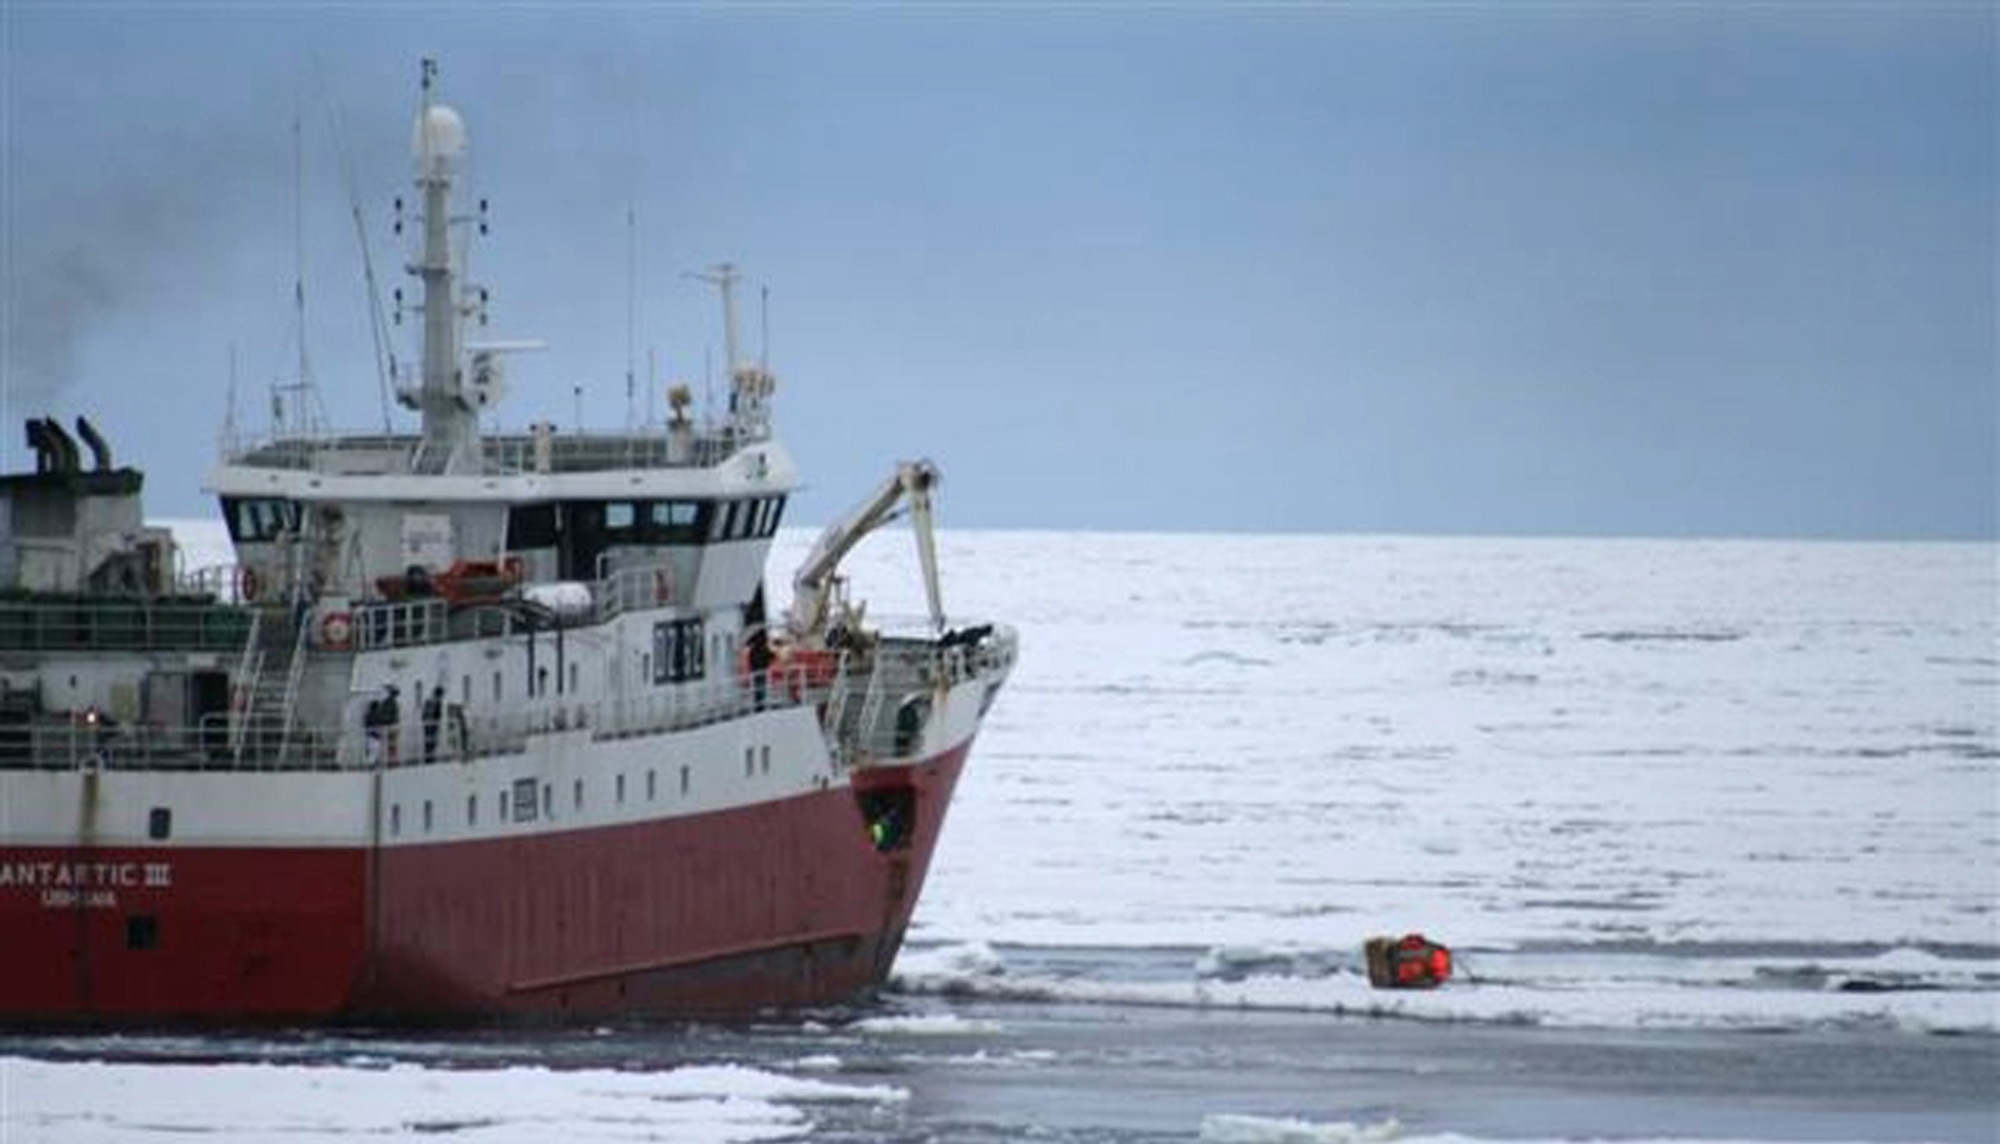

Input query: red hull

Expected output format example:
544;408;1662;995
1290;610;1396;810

0;747;967;1024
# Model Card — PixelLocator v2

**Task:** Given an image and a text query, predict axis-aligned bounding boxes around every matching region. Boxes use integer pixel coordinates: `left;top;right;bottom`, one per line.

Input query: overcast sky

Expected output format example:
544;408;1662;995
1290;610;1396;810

3;3;1993;538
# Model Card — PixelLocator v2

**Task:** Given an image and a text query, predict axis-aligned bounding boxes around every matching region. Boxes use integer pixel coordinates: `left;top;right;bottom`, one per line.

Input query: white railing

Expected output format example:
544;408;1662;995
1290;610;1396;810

222;426;757;475
0;711;339;772
179;562;245;603
594;560;679;621
0;622;1016;775
355;598;451;650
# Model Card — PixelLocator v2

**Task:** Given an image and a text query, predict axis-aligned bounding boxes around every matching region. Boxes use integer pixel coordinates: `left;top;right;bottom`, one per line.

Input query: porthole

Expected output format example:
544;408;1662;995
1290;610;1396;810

126;915;159;951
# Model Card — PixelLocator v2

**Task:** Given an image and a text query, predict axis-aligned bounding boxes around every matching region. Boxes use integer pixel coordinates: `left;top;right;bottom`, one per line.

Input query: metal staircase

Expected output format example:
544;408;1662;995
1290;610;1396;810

233;609;310;766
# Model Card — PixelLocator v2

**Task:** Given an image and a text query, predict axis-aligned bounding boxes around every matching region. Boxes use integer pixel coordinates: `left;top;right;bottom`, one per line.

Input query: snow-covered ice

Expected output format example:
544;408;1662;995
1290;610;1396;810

848;1012;1008;1037
1200;1113;1403;1143
817;531;1997;1033
0;1056;905;1143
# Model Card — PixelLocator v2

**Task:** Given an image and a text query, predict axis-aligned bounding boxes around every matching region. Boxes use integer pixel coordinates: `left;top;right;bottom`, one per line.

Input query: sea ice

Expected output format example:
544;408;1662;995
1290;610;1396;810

1200;1113;1403;1143
0;1056;904;1143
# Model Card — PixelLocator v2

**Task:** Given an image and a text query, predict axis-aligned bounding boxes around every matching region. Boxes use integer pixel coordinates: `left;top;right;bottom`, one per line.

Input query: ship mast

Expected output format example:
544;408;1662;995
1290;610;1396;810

688;262;776;440
407;58;479;473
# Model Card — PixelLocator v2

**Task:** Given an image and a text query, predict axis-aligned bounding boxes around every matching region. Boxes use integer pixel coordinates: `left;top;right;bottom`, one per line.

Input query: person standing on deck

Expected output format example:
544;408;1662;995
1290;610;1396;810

422;685;444;764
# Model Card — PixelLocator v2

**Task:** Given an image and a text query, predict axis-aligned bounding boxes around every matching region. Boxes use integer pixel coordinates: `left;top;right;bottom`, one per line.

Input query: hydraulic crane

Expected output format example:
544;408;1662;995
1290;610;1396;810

786;459;945;644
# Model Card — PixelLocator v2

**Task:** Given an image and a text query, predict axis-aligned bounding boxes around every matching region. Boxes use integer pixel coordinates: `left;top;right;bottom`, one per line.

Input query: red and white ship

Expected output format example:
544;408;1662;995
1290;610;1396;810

0;62;1014;1024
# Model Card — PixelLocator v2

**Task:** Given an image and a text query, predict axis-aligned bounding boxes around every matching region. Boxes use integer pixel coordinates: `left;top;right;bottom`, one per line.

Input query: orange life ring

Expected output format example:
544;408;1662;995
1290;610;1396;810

319;610;355;650
238;566;261;603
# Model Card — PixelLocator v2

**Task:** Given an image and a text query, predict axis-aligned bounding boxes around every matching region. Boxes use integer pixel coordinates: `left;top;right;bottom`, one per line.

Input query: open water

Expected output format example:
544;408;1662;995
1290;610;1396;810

3;529;1995;1142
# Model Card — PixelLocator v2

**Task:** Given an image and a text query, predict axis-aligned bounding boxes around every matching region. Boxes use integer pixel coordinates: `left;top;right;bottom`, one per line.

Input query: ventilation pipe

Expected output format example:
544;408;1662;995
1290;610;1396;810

43;420;80;474
75;417;112;472
24;419;52;473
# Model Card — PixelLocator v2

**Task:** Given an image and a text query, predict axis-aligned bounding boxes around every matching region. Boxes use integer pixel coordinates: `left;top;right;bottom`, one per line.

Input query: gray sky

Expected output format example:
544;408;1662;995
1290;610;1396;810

3;3;1993;538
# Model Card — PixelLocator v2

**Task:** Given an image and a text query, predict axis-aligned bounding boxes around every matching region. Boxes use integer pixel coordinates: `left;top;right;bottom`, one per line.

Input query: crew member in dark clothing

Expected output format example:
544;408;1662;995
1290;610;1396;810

365;684;400;765
422;685;444;764
745;587;775;707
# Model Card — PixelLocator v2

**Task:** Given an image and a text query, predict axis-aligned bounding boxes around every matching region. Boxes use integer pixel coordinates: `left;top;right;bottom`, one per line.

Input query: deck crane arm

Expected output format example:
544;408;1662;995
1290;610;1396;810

787;459;945;641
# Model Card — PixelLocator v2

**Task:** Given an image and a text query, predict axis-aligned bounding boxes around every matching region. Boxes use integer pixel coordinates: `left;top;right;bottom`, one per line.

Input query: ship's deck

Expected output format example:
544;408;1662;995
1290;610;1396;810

0;615;1016;774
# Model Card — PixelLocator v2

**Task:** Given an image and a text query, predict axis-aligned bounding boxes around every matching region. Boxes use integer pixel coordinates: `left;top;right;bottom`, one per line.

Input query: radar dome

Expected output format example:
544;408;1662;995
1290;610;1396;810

411;104;468;174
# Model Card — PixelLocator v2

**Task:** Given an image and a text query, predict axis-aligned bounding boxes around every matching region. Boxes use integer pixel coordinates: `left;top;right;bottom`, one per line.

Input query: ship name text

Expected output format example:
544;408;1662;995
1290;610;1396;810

0;860;174;910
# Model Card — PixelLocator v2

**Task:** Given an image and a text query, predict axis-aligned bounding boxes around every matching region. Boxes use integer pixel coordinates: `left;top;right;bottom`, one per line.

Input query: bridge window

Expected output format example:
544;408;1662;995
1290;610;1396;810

751;496;788;538
220;497;301;543
703;497;787;543
651;500;701;530
506;503;557;549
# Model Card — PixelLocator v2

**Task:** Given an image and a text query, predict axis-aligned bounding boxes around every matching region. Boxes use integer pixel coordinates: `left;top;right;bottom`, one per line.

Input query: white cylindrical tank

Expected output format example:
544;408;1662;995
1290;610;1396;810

524;581;594;620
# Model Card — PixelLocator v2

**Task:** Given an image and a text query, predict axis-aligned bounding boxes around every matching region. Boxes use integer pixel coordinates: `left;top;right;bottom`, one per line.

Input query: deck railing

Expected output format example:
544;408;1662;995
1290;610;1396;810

0;599;253;653
223;426;761;476
0;622;1015;774
0;712;339;773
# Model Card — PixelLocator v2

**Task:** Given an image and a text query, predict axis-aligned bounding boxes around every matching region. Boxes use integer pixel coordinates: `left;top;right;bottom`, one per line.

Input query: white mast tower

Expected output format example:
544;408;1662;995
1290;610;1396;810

402;58;483;474
688;262;776;440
